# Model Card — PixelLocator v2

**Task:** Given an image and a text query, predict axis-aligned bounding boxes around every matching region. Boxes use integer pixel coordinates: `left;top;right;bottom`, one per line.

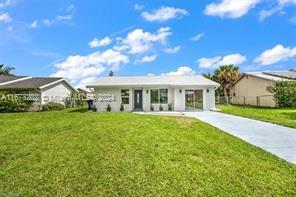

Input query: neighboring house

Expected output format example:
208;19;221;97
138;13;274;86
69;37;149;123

0;76;77;110
230;69;296;107
77;88;94;100
87;75;220;112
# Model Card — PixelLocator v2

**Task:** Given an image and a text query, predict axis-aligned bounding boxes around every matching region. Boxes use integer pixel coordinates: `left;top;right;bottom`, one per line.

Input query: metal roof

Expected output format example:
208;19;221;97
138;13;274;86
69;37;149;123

245;72;287;81
0;76;27;84
0;77;63;89
262;71;296;80
87;75;220;88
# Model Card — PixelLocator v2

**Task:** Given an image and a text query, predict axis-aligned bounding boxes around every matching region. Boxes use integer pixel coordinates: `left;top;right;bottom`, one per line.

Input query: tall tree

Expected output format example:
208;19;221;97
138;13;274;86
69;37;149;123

213;64;239;101
108;71;114;76
0;64;15;76
202;72;213;80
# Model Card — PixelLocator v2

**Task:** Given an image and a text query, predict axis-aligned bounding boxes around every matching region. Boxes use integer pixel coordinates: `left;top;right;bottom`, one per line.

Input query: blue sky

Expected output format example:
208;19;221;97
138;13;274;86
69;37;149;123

0;0;296;88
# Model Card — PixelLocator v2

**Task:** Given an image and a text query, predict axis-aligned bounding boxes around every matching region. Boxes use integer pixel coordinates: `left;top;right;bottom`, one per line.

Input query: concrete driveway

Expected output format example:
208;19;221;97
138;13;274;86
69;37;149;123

184;111;296;164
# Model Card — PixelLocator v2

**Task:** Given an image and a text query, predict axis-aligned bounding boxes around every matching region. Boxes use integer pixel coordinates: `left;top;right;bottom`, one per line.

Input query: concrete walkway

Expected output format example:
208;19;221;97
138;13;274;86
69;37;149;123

184;111;296;164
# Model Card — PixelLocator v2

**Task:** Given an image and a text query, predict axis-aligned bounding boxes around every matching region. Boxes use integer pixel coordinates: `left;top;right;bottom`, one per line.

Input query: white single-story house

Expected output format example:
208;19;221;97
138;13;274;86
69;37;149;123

0;75;77;110
87;75;220;112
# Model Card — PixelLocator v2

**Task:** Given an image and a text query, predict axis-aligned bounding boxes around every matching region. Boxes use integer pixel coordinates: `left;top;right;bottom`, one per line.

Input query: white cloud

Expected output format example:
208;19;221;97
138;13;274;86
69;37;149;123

0;0;15;9
191;33;204;41
0;12;12;23
255;44;296;65
197;53;247;68
258;0;296;21
42;4;75;27
30;20;38;28
141;6;188;22
32;51;61;58
76;77;97;89
259;7;282;22
51;49;129;81
116;27;172;54
134;4;144;11
66;4;75;12
204;0;261;18
43;19;54;26
138;54;158;63
56;15;72;21
278;0;296;6
164;46;181;54
163;66;196;76
89;36;112;48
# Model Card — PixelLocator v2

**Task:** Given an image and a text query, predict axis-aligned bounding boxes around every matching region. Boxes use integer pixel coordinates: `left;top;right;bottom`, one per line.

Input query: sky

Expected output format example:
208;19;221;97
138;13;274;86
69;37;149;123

0;0;296;88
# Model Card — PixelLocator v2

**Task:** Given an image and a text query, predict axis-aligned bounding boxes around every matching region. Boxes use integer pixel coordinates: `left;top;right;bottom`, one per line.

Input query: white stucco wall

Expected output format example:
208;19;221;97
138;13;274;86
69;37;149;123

41;82;73;104
94;88;133;112
203;88;216;111
93;86;216;112
174;88;185;111
94;87;175;112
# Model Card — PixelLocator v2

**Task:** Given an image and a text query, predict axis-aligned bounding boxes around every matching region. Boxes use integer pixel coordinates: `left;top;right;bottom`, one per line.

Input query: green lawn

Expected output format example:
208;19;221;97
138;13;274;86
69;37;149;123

218;104;296;128
0;108;295;196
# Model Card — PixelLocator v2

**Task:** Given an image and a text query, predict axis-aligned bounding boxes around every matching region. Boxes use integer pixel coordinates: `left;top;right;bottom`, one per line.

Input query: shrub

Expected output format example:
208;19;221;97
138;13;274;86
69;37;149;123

120;104;124;111
0;99;30;113
92;105;97;112
0;91;33;113
42;102;65;111
168;104;173;111
106;104;111;112
267;81;296;107
159;105;163;111
150;105;154;111
65;92;86;108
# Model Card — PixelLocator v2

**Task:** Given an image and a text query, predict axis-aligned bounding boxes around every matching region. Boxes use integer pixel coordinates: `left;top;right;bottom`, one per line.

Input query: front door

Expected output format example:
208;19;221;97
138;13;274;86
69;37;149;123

134;90;143;111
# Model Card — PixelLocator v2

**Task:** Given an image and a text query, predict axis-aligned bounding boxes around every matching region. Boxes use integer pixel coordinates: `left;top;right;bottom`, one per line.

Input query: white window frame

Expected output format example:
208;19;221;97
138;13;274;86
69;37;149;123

150;89;168;104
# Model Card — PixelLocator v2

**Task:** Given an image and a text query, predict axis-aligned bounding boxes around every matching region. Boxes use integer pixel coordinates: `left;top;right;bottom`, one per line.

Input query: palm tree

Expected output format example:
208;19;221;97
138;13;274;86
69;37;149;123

108;71;114;76
202;72;213;80
213;65;239;102
0;64;15;76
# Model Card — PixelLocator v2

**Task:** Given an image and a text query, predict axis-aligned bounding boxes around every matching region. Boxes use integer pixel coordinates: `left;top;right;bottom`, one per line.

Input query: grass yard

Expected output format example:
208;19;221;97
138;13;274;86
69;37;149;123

218;104;296;128
0;108;296;196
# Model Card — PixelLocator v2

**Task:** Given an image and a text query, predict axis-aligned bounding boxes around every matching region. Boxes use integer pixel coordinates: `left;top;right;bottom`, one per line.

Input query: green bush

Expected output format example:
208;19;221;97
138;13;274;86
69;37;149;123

106;104;111;112
0;91;33;113
0;99;30;113
42;102;65;111
267;81;296;107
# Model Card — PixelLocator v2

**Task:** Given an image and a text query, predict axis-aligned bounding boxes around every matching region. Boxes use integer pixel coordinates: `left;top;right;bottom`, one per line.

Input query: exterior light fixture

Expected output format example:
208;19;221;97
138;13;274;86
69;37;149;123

146;90;149;94
207;89;210;93
179;89;182;93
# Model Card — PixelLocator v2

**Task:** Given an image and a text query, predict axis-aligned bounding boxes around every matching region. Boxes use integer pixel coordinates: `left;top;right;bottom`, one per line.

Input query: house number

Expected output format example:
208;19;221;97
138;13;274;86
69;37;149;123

97;94;116;102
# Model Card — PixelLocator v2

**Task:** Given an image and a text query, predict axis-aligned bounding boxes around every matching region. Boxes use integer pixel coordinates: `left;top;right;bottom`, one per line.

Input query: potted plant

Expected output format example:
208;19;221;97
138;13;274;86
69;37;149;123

120;104;124;111
150;105;154;111
159;104;163;111
168;104;173;111
92;105;97;112
106;104;111;112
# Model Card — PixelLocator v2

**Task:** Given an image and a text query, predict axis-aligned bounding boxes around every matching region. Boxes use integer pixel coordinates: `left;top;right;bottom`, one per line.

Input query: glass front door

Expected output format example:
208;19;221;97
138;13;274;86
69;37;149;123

185;90;203;110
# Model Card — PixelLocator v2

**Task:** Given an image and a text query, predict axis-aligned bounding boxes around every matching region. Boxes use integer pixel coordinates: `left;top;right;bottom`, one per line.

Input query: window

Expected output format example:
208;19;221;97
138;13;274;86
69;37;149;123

150;89;159;104
150;89;168;104
160;89;168;104
121;89;129;104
